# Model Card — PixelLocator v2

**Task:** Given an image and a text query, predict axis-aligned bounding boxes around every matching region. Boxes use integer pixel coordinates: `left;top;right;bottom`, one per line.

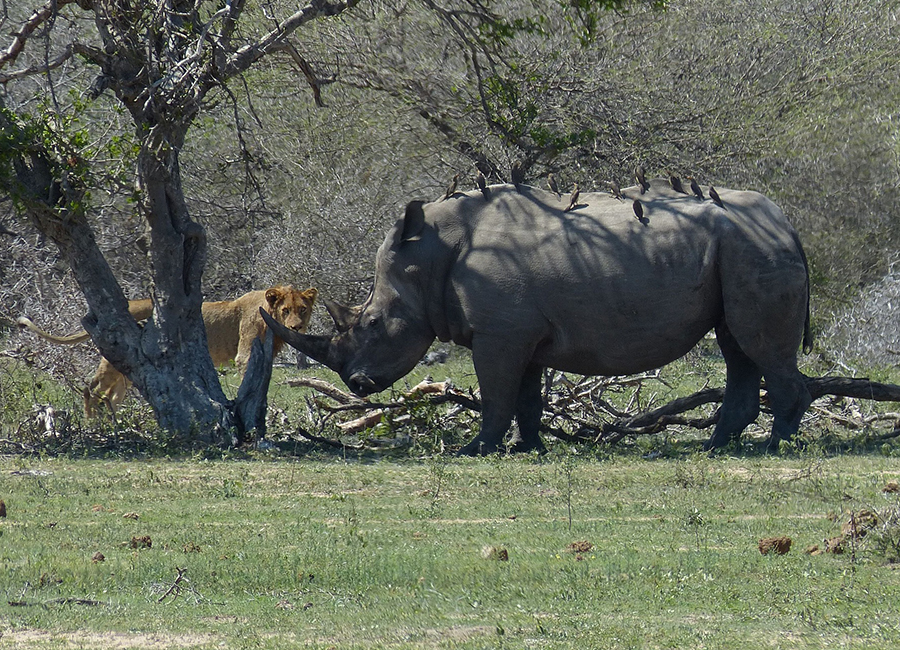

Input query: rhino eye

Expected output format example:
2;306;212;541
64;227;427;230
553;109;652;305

365;316;379;329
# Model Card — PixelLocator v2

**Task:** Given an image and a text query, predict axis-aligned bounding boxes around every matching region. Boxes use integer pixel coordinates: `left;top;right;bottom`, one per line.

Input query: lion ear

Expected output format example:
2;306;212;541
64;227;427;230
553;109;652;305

302;288;319;305
265;287;283;307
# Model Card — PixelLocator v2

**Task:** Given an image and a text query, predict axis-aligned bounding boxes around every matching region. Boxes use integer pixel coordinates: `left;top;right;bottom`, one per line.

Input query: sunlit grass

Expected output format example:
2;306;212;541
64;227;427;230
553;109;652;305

2;452;900;649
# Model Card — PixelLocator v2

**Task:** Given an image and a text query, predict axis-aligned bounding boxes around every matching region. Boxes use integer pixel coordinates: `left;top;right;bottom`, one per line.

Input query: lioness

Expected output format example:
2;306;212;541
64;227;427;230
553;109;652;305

17;286;318;418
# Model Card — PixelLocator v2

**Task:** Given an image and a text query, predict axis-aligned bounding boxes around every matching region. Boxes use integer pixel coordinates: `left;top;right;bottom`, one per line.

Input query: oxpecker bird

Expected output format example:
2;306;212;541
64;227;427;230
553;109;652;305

442;173;459;201
511;161;525;188
689;177;704;199
632;199;644;221
670;175;687;194
547;173;560;197
564;184;580;212
709;186;724;208
608;180;621;199
475;170;486;192
635;165;649;194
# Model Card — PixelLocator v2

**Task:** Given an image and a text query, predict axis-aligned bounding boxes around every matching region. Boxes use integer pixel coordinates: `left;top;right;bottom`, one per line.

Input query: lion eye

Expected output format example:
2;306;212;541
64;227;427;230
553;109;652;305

282;308;290;317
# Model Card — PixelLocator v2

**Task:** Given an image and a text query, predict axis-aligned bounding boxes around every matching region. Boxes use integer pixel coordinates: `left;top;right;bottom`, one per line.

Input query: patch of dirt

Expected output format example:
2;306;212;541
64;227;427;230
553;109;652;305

566;540;593;553
883;480;900;493
182;541;201;553
0;629;216;649
481;545;508;561
423;625;495;642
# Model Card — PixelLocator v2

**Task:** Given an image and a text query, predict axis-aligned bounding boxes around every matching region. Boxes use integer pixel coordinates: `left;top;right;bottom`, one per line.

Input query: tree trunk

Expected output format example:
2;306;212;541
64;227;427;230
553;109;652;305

106;136;237;443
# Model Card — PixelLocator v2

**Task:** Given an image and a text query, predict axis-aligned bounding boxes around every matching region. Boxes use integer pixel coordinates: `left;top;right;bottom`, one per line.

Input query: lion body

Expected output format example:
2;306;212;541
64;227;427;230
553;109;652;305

18;286;318;418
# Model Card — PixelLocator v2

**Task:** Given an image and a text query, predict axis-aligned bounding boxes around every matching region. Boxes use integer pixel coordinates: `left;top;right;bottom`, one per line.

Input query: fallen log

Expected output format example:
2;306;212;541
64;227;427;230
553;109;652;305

805;376;900;401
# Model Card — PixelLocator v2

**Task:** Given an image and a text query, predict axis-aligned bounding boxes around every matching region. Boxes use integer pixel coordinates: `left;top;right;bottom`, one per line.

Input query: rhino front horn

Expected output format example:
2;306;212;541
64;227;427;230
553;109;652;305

258;307;339;370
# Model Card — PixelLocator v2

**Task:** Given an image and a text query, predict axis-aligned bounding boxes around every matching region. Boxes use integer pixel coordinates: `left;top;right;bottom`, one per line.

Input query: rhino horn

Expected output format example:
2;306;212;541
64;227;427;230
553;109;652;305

324;298;360;334
258;307;341;371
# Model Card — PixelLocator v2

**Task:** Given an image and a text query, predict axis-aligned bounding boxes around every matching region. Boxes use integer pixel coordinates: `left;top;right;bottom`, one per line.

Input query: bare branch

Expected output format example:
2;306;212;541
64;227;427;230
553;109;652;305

283;41;333;107
0;0;79;72
219;0;361;80
291;374;900;450
0;43;73;84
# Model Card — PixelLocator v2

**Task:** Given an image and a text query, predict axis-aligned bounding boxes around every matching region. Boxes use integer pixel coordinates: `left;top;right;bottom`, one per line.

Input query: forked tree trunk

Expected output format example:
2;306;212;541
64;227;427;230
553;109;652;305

6;110;268;444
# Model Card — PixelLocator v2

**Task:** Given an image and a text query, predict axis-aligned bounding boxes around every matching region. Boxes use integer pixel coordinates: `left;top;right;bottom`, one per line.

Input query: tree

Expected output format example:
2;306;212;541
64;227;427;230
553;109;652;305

0;0;361;443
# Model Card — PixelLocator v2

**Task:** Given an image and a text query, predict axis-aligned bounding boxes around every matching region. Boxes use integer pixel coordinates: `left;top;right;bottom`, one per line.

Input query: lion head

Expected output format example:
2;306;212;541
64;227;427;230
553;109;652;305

265;285;318;333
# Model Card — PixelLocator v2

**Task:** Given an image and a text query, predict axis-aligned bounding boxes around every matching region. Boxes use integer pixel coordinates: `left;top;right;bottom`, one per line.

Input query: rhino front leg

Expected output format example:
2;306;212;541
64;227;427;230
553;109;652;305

507;364;547;454
457;336;532;456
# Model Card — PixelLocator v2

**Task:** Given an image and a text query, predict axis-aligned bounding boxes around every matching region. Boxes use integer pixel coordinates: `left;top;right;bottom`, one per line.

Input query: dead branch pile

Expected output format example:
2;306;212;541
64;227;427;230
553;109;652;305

285;373;900;449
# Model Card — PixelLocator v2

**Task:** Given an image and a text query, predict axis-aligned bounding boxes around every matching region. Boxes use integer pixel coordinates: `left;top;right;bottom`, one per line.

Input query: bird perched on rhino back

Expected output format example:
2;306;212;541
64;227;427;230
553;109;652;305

564;184;580;212
547;173;560;197
608;180;622;199
442;173;459;201
635;165;649;194
689;177;704;200
669;174;687;194
709;185;724;208
475;169;490;200
510;161;525;189
632;199;644;221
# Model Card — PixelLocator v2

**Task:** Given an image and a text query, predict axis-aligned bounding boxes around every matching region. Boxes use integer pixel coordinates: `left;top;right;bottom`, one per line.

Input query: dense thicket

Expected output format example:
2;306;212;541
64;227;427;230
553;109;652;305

2;0;898;399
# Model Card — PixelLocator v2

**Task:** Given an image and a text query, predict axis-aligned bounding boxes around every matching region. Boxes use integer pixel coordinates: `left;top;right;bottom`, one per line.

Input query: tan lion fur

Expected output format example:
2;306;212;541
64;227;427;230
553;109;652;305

18;286;318;418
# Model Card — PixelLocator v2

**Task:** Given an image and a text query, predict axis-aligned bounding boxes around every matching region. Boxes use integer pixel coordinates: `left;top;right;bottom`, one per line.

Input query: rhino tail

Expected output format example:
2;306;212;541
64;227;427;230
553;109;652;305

792;229;814;354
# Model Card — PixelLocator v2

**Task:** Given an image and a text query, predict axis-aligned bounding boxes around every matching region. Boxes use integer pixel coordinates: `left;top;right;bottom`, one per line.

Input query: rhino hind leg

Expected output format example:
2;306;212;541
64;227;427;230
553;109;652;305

507;364;547;454
704;323;763;451
762;372;812;451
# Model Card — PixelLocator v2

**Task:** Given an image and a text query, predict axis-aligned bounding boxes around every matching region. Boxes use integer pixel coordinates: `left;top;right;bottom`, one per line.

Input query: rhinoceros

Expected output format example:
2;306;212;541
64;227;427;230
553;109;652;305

263;180;812;454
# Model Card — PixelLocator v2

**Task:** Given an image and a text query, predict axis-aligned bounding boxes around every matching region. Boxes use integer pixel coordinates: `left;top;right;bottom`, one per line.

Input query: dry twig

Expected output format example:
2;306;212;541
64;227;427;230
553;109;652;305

291;374;900;448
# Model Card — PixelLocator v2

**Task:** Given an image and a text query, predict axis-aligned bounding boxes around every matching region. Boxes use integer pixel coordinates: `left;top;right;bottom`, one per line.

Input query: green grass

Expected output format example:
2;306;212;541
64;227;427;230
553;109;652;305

2;452;900;649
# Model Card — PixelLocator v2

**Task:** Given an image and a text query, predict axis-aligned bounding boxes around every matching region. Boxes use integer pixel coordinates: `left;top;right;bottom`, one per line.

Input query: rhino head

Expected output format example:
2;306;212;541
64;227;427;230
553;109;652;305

260;202;437;397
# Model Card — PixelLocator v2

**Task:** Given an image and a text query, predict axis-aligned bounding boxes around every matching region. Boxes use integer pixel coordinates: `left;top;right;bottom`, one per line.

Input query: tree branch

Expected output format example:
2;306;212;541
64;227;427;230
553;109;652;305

219;0;361;80
283;41;332;107
0;0;79;72
0;43;73;83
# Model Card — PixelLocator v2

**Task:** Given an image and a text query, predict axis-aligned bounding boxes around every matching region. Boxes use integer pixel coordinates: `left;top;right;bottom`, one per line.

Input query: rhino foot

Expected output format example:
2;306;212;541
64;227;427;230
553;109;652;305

702;432;739;453
457;438;501;456
506;437;547;455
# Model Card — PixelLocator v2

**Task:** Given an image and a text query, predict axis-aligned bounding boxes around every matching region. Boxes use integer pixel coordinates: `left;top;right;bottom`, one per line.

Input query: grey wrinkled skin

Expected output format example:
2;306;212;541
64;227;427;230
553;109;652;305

262;180;812;455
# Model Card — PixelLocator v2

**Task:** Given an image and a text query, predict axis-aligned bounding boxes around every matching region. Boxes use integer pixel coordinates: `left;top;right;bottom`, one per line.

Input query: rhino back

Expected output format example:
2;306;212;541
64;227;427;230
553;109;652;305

423;184;801;376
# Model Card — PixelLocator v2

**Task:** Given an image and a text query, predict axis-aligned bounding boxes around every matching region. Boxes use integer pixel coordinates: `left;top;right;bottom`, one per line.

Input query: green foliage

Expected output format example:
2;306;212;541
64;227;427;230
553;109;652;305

0;103;93;216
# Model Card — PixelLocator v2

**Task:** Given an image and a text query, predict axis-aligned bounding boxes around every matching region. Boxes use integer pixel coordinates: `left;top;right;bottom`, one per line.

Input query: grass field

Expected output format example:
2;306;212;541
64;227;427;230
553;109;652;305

2;450;900;649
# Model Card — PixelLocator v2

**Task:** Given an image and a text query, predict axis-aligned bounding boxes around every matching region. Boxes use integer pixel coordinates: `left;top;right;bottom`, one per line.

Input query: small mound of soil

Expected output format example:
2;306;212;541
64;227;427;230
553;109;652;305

758;536;792;555
130;535;152;549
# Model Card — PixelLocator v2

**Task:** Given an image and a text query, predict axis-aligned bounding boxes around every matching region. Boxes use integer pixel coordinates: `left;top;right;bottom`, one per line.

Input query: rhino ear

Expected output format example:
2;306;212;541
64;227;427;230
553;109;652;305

400;201;426;243
324;298;360;333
